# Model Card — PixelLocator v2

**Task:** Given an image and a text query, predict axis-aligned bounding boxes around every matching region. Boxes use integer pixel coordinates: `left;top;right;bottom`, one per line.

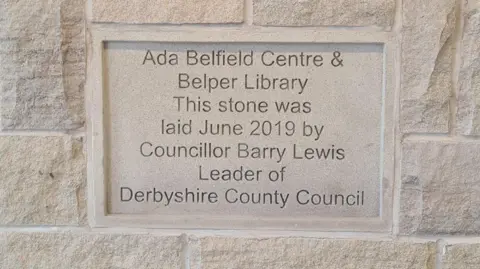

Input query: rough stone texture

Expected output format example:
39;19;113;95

253;0;395;27
3;232;182;269
91;0;244;24
195;237;435;269
0;0;85;130
0;233;5;269
0;136;86;225
400;141;480;235
457;7;480;135
401;0;456;133
444;244;480;269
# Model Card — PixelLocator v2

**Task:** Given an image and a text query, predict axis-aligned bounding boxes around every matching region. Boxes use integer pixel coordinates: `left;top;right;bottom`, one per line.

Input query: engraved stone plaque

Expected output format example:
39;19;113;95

89;30;394;231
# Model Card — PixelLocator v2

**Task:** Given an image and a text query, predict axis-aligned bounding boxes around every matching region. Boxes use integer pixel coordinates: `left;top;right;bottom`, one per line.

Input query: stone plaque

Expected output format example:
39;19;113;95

89;30;394;231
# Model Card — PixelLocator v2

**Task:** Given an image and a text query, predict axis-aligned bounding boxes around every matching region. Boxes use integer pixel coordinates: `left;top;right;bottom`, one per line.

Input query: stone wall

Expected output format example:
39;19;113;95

1;0;480;268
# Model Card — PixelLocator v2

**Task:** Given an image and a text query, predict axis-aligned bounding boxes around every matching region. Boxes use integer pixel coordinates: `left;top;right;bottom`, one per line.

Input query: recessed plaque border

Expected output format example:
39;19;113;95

87;26;396;232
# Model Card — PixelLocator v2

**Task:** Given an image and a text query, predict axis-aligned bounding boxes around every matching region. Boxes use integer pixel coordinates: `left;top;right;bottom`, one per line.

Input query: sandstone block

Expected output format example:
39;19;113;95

444;244;480;269
253;0;395;27
194;237;435;269
457;7;480;135
91;0;243;24
3;232;182;269
0;136;86;225
400;0;456;133
400;141;480;235
0;233;5;268
0;0;85;130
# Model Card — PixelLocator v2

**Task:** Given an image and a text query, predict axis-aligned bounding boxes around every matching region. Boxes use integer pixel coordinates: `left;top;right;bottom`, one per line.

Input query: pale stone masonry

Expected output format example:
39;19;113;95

0;0;85;130
0;136;86;225
1;0;480;268
196;237;435;269
91;0;244;23
457;7;480;135
444;244;480;269
253;0;395;27
400;141;480;235
2;232;183;268
400;0;456;133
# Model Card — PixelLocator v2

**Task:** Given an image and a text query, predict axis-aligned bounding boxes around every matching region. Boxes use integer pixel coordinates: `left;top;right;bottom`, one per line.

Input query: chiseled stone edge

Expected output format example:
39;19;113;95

400;0;456;133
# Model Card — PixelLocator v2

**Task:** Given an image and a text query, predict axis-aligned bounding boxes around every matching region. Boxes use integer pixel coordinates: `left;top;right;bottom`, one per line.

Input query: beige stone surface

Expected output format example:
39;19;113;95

194;237;435;269
0;0;85;130
91;0;243;24
400;0;456;133
253;0;395;27
3;232;182;269
0;136;86;225
457;7;480;135
400;141;480;235
444;244;480;269
0;233;5;269
101;41;386;228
